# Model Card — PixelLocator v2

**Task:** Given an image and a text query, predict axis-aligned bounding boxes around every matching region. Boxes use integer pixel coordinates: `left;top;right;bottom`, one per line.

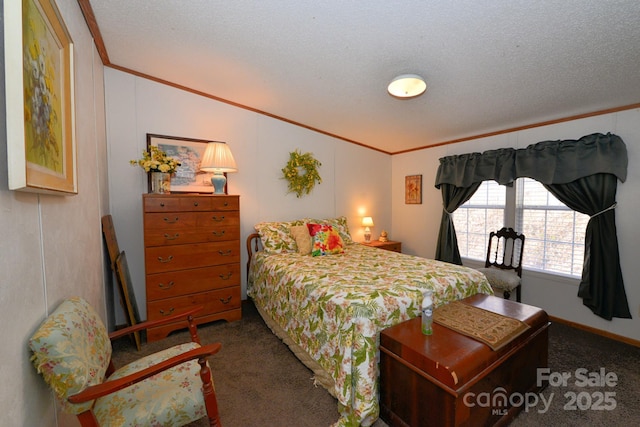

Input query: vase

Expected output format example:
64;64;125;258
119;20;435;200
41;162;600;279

150;172;171;194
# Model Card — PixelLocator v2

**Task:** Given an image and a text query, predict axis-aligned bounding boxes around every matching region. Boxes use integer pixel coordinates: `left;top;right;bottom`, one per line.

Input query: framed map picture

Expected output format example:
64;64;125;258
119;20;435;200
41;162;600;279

405;175;422;204
5;0;77;194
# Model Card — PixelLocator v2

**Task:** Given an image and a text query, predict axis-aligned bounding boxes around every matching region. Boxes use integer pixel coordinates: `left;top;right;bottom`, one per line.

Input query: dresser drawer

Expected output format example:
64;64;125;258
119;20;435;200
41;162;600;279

144;195;184;212
144;194;239;212
144;226;241;246
144;212;198;231
144;212;240;246
145;211;239;231
147;286;241;321
195;210;239;228
145;240;240;274
146;264;241;300
208;196;239;211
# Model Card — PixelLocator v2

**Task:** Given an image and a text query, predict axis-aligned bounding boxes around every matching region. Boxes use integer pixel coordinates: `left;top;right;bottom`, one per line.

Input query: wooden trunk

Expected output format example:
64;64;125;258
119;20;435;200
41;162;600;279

380;294;549;427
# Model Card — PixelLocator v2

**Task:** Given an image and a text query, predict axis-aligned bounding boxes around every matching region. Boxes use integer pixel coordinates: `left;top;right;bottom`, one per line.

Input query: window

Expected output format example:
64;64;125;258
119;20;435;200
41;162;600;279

452;178;588;277
515;178;589;277
453;180;505;260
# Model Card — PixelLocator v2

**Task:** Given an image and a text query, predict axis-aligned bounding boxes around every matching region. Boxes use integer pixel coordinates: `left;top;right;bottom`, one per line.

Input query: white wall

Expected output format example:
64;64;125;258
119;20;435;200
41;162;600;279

392;109;640;342
0;0;109;425
107;68;640;342
104;68;392;321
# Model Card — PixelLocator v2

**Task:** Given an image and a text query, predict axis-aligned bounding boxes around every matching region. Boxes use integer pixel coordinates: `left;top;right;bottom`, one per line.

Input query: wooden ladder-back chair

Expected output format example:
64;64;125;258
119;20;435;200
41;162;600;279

29;297;222;427
476;227;525;302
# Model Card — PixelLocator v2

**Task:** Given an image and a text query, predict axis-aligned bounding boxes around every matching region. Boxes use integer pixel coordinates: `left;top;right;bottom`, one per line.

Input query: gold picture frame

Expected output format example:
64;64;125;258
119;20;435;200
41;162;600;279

147;134;223;193
405;174;422;204
5;0;77;194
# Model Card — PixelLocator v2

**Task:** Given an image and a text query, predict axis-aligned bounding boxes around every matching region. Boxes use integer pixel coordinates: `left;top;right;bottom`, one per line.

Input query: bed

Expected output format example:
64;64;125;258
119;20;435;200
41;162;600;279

246;217;493;426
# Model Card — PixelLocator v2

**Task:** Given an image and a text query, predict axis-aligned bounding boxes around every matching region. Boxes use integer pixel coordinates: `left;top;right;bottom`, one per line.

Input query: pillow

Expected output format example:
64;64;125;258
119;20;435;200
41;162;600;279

307;223;344;256
254;219;306;254
290;225;312;255
304;216;353;244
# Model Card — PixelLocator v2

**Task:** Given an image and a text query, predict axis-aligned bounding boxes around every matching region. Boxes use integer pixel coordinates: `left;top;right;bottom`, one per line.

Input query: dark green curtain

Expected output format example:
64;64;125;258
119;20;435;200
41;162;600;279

433;133;630;320
434;149;516;264
434;182;481;265
435;148;517;188
436;133;627;188
543;174;631;319
515;133;628;185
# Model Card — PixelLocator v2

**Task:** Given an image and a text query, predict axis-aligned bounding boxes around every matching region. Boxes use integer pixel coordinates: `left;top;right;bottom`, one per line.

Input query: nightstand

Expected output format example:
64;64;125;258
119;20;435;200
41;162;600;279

361;240;402;253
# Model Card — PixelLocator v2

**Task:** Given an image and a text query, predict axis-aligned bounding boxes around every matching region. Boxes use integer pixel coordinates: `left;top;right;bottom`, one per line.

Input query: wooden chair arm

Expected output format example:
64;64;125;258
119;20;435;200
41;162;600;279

68;342;222;403
109;306;204;341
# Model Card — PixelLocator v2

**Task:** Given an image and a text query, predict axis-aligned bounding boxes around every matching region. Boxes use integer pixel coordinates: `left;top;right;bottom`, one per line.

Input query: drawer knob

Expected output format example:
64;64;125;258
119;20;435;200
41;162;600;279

193;202;199;207
219;273;232;280
223;201;229;206
211;215;225;222
157;255;174;263
159;308;175;316
163;216;179;224
164;233;180;240
219;296;232;304
218;250;232;256
160;202;165;207
212;230;226;237
158;281;175;290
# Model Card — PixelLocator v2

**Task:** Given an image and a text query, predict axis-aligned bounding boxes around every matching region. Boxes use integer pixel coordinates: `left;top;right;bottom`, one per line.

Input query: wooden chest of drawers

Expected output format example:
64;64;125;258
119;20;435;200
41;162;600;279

143;194;241;341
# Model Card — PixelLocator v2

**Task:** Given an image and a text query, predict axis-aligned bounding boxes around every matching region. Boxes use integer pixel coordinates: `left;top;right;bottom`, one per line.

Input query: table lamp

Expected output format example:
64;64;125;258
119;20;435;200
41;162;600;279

362;216;374;242
200;141;238;194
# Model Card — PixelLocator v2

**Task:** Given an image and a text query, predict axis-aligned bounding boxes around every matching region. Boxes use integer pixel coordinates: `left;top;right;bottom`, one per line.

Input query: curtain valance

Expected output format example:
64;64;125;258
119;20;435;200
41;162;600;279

435;133;627;188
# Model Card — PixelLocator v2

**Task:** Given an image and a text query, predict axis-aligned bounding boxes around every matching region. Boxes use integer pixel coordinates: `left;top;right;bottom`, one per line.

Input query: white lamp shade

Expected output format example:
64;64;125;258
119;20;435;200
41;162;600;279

361;217;374;227
388;74;427;98
200;141;238;173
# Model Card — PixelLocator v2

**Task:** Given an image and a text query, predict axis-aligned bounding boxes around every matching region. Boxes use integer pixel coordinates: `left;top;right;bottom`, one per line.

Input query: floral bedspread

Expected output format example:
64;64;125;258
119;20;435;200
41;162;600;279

248;243;492;426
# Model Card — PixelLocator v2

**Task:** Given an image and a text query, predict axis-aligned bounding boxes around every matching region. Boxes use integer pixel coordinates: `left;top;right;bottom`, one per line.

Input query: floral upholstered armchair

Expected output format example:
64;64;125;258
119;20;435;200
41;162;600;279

28;296;222;427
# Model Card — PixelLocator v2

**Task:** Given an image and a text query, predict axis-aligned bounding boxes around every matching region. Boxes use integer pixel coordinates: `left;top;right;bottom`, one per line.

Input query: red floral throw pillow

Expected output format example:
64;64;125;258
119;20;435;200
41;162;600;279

307;223;344;256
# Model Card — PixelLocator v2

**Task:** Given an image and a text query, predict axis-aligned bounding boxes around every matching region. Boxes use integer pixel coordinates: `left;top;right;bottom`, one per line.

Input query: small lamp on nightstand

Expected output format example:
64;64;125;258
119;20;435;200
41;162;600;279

362;216;374;242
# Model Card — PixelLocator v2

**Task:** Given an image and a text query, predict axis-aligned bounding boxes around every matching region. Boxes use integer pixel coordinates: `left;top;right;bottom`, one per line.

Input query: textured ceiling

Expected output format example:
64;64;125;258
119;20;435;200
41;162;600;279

89;0;640;154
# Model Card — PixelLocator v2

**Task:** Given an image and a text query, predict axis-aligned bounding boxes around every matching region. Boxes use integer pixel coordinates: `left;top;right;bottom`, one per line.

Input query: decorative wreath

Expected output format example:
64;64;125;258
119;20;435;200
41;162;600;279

282;150;322;198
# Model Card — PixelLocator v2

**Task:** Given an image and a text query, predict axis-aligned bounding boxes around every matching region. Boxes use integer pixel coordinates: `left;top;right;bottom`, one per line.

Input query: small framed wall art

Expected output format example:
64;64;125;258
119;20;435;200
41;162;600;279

147;134;221;193
5;0;77;194
405;174;422;204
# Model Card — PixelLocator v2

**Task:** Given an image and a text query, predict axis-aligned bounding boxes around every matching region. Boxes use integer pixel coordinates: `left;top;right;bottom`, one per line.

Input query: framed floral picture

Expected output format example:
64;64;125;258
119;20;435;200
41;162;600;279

405;175;422;204
147;134;221;193
5;0;77;194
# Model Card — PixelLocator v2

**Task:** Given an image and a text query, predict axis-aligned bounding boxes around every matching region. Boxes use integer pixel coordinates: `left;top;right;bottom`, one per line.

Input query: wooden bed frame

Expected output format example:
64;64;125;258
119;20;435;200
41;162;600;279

246;233;261;276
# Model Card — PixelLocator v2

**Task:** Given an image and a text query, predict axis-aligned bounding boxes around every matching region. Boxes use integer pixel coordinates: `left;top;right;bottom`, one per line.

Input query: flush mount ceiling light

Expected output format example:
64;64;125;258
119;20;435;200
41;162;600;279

387;74;427;98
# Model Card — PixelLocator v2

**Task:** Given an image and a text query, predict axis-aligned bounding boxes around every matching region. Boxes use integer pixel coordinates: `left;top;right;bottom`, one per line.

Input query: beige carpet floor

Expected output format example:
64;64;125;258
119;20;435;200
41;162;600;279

112;300;640;427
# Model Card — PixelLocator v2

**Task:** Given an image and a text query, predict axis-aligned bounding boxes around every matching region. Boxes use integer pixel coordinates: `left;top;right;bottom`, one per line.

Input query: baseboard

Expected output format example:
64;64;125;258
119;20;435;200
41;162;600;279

549;315;640;348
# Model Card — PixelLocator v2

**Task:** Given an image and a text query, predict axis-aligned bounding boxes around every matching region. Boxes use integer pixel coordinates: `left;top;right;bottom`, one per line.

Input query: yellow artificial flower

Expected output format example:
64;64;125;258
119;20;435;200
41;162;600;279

130;146;181;174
